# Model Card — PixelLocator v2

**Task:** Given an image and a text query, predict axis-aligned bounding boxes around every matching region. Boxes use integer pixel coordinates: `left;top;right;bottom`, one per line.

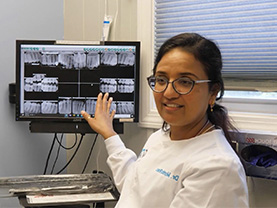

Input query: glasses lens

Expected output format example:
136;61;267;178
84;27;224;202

148;76;168;92
173;77;193;94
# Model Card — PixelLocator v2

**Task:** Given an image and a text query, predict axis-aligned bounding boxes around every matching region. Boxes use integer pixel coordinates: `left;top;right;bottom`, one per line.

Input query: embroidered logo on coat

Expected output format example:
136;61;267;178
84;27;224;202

139;148;148;158
155;168;179;182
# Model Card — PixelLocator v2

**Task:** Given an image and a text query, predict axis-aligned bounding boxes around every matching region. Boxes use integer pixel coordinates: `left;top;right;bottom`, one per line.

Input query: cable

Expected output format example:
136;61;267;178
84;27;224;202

95;138;102;174
43;134;56;175
82;134;99;173
50;134;63;174
55;133;85;174
55;133;78;150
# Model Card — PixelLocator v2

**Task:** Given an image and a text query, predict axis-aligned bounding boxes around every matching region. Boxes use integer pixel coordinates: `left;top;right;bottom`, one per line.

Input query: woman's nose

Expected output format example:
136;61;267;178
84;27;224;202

163;82;179;99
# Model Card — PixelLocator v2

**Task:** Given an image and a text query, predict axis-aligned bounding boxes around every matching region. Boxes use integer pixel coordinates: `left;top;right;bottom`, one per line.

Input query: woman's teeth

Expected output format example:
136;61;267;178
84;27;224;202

165;104;181;108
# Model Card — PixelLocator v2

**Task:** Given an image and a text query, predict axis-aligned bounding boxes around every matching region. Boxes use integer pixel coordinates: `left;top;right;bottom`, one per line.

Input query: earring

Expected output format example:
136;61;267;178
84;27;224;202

210;101;215;112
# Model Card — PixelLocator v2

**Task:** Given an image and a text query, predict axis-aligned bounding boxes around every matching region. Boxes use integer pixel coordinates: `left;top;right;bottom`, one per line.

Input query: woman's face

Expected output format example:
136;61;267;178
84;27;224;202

154;48;216;129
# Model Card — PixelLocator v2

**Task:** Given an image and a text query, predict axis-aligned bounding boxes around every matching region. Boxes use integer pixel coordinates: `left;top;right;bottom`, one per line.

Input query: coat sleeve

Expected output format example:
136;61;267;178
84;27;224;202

104;135;138;192
169;155;249;208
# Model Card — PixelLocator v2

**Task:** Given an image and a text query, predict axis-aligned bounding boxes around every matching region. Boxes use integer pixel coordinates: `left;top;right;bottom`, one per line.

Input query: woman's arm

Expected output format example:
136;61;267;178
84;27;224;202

105;135;137;192
170;156;249;208
81;92;137;192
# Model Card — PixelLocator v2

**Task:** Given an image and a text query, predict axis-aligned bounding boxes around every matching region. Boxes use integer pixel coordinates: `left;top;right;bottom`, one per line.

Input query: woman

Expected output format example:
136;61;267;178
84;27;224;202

81;33;249;207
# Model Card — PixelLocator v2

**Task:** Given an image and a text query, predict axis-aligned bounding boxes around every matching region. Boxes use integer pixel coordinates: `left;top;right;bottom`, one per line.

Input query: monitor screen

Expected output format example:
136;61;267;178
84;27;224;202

15;40;140;123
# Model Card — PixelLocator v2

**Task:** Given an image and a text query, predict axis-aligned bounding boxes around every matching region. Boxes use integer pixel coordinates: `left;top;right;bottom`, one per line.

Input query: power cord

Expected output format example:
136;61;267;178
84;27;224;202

43;133;81;175
50;134;64;174
82;133;99;173
43;135;56;175
55;133;78;150
55;133;85;174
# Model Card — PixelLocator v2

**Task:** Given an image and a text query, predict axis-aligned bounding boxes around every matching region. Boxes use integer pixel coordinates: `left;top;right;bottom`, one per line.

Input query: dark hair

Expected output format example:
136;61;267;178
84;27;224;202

153;33;236;142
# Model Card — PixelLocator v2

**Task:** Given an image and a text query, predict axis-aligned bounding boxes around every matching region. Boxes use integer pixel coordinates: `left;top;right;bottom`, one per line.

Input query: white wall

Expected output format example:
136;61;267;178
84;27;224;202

0;1;65;207
64;0;137;41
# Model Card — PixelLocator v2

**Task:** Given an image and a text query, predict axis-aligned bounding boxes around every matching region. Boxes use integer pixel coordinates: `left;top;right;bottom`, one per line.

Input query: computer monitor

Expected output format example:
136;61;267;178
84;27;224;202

15;40;140;133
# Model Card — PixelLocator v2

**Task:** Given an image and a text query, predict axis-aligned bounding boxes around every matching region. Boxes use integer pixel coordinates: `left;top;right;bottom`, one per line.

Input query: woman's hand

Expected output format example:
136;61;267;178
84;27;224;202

81;92;117;139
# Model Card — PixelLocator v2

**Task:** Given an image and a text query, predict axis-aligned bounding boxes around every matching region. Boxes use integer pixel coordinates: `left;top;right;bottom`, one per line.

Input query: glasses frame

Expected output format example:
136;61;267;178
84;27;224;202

147;75;212;95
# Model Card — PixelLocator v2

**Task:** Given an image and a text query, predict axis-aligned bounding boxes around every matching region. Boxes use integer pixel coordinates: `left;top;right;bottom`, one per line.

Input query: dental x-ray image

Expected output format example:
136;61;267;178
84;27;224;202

23;48;135;69
24;51;41;64
85;99;97;115
58;99;72;114
24;77;34;92
100;78;134;94
100;78;117;93
118;52;135;66
41;52;59;66
73;52;86;69
118;79;134;93
41;101;58;114
116;101;134;115
24;51;93;70
101;52;117;66
58;53;74;69
72;99;86;114
87;52;100;69
24;74;58;92
24;101;41;114
41;78;58;92
17;41;139;122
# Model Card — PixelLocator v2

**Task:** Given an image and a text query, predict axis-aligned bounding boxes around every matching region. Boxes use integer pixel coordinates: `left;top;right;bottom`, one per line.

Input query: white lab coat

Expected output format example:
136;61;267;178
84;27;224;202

105;129;249;208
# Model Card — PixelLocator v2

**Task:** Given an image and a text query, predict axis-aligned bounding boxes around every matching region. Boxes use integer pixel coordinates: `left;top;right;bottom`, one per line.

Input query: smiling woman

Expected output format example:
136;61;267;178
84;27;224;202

151;46;216;140
81;33;249;207
151;33;236;141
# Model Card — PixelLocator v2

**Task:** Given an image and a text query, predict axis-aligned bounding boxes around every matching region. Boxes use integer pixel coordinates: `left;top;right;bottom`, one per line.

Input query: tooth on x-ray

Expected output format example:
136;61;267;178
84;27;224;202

58;99;72;114
72;100;86;114
41;52;59;66
117;79;134;93
100;78;117;93
118;52;135;66
24;101;41;114
86;99;97;115
87;52;100;69
41;101;58;114
116;101;134;114
101;52;117;66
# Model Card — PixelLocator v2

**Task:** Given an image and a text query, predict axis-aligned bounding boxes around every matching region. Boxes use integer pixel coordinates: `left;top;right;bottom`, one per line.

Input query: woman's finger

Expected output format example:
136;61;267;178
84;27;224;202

80;93;116;139
102;92;109;112
110;109;116;119
80;110;92;122
107;97;113;114
95;92;103;115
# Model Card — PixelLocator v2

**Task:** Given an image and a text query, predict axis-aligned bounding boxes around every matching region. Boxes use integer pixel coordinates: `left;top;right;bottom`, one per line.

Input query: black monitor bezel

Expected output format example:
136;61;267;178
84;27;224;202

15;40;140;124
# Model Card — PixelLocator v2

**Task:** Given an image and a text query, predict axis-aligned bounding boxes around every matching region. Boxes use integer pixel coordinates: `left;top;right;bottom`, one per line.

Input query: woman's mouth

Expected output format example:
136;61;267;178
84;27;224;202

163;103;183;108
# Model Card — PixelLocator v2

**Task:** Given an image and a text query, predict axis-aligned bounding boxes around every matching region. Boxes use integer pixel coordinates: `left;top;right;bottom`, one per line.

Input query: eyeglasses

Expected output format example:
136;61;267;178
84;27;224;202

147;75;211;95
